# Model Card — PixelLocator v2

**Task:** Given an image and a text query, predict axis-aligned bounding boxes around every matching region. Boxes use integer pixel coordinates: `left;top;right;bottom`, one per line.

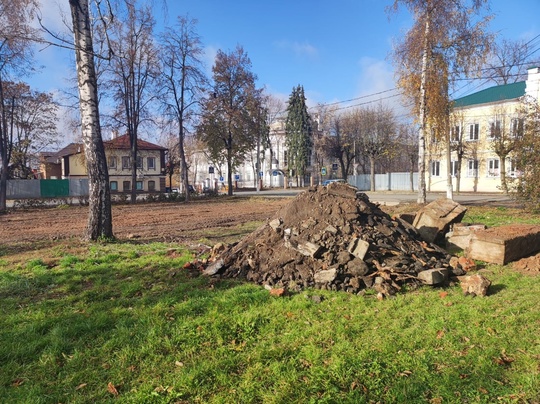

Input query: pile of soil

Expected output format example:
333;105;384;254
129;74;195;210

513;254;540;276
205;183;457;296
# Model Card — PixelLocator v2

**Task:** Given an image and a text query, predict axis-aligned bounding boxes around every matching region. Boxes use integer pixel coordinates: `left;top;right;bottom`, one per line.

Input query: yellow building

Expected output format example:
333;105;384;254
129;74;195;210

428;67;540;193
54;135;167;193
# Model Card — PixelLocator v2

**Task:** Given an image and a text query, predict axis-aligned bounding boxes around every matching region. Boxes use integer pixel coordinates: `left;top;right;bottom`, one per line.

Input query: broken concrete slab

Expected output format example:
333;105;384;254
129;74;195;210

417;268;451;285
445;223;487;250
413;198;467;243
467;224;540;265
347;238;370;260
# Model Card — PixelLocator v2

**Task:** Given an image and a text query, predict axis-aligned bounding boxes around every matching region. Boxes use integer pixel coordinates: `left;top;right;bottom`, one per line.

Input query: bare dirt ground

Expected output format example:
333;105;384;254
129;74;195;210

0;197;290;245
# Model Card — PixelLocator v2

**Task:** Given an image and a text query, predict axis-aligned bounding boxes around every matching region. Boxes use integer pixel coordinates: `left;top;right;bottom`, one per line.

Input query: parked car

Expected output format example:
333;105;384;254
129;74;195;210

322;179;346;186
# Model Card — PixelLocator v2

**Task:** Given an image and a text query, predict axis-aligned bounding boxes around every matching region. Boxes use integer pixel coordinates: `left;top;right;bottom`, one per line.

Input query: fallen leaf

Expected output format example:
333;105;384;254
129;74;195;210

175;361;184;367
478;387;488;394
75;383;87;390
494;354;515;366
11;378;24;387
439;291;448;299
107;382;119;396
398;370;412;377
436;330;445;339
127;365;137;372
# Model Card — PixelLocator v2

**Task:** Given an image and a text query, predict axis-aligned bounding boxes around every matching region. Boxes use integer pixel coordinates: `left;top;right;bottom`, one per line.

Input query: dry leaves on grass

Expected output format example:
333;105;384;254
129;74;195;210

107;382;119;396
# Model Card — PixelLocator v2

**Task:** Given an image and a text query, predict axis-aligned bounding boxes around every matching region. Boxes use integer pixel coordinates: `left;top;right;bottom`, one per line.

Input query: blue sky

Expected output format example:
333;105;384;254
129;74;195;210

33;0;540;124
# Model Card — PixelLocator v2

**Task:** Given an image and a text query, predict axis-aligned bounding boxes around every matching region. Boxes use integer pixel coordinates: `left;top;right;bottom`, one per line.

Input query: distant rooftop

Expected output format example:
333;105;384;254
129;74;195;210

453;81;526;108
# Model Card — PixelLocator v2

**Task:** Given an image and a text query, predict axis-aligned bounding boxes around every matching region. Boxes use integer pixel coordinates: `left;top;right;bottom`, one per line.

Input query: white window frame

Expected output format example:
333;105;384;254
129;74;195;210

136;156;143;169
147;156;156;170
108;156;117;169
467;123;479;141
122;156;130;169
450;160;459;177
467;159;479;178
510;117;524;138
431;160;441;177
507;159;518;177
488;118;501;140
450;125;462;142
487;158;500;177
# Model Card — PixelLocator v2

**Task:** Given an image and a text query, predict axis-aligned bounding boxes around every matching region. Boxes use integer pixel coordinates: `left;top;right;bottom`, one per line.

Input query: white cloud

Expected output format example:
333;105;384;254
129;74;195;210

35;0;71;34
273;40;319;59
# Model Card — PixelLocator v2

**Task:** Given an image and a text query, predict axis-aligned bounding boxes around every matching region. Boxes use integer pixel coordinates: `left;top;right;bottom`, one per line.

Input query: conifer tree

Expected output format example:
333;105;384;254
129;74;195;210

285;85;312;186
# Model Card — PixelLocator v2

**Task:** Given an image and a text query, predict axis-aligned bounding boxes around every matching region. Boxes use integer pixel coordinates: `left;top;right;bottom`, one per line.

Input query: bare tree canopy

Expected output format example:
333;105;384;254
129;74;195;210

104;0;159;203
159;15;207;201
485;38;540;85
0;0;40;213
2;82;59;179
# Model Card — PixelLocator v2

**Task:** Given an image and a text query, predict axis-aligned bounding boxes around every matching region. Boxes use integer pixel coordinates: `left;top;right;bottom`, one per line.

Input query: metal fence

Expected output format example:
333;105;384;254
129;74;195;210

349;172;418;191
6;179;89;199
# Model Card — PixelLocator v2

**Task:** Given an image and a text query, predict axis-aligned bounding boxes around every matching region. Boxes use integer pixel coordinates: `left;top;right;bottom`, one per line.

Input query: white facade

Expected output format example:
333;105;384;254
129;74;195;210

189;118;320;191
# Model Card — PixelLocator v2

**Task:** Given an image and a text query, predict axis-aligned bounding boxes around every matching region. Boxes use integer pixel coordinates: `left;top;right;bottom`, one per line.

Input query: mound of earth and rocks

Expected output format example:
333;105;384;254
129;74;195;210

203;182;465;297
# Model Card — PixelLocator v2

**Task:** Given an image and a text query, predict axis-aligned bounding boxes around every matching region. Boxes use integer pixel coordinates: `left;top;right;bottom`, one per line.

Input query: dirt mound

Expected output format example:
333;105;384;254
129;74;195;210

205;183;457;296
513;254;540;276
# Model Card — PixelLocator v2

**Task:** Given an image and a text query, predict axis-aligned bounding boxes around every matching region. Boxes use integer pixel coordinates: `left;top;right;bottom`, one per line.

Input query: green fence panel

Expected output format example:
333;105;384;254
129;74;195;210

40;179;70;198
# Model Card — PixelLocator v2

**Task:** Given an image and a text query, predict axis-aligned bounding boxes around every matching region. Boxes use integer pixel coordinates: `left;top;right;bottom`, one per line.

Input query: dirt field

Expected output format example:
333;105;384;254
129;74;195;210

0;197;290;245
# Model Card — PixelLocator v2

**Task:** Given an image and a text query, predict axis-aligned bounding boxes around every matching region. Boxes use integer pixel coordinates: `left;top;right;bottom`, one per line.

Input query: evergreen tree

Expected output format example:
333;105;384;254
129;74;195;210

285;85;312;186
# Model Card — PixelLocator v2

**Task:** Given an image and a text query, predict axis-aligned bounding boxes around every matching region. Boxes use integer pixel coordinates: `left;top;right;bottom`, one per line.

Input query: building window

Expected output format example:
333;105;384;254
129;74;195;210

431;160;440;177
487;158;500;177
148;180;156;191
450;160;459;177
108;156;117;169
136;156;143;169
122;156;130;169
510;118;524;138
147;157;156;170
430;127;438;143
283;150;288;167
450;125;461;142
136;181;143;191
110;181;118;191
467;123;479;141
507;159;518;177
467;159;479;178
123;181;131;191
489;119;501;140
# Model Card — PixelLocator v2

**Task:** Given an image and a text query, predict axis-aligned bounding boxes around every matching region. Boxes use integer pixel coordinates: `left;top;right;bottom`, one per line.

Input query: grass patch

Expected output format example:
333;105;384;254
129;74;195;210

462;206;540;227
0;207;539;403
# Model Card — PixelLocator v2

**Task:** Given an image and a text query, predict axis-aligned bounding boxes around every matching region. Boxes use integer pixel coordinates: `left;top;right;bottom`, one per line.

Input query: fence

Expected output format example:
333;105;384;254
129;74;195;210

5;172;418;199
6;179;89;199
349;172;418;192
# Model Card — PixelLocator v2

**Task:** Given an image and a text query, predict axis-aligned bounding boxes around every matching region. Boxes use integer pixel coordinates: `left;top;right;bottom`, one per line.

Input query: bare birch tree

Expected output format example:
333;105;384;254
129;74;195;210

388;0;493;203
68;0;113;239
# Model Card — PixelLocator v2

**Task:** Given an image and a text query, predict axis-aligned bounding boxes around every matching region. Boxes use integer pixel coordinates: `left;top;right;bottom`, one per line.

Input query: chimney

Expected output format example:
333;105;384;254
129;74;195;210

525;66;540;102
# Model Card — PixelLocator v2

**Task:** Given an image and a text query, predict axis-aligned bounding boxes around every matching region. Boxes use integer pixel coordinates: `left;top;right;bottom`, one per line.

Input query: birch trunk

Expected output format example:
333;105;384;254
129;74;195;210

69;0;113;240
417;15;430;204
0;79;7;213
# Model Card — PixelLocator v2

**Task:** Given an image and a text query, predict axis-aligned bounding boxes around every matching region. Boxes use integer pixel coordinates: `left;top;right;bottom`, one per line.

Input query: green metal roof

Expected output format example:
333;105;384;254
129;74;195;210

453;81;526;108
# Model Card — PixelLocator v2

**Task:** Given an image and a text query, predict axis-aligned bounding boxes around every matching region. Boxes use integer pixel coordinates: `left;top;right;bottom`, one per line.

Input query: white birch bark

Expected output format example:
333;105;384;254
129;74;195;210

69;0;113;240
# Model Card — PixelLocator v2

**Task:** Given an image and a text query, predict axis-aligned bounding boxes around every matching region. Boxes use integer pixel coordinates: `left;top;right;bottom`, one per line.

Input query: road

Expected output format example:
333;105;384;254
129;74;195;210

235;188;516;207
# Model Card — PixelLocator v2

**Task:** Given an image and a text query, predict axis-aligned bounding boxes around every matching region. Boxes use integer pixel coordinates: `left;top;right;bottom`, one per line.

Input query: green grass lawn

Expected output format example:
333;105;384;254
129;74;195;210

1;207;539;403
